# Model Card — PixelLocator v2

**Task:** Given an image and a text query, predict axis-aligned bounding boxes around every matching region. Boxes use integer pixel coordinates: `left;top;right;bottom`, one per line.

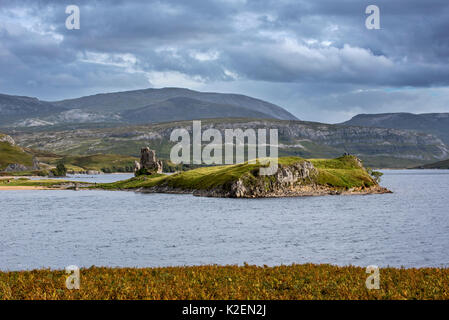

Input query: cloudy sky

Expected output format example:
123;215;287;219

1;0;449;123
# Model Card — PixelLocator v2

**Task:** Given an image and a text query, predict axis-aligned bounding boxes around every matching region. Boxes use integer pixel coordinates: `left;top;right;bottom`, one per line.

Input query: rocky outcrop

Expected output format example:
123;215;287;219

4;163;28;172
218;160;318;198
86;170;103;175
32;157;41;170
138;147;162;174
0;134;15;146
134;160;141;172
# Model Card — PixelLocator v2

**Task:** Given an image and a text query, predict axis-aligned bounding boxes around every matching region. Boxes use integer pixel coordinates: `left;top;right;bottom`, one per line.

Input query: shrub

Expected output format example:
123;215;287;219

51;162;67;177
367;167;383;183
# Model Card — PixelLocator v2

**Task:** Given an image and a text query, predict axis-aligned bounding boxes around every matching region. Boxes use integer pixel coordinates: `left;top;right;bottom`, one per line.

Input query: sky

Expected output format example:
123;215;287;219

1;0;449;123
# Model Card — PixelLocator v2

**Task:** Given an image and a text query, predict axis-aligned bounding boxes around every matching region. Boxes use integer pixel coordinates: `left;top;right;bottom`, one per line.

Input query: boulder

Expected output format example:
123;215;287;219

87;170;102;175
133;160;141;172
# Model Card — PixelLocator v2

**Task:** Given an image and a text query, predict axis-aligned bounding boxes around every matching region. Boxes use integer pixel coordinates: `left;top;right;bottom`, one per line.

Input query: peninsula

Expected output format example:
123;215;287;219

93;154;391;198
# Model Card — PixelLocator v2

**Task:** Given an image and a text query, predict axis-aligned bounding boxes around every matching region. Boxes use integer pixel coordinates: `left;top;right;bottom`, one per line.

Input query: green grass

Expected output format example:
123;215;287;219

314;168;374;188
95;156;376;191
0;177;71;187
0;142;33;171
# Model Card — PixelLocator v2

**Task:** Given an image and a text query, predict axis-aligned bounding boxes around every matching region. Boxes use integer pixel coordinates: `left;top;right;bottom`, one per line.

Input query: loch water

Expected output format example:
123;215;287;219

1;170;448;270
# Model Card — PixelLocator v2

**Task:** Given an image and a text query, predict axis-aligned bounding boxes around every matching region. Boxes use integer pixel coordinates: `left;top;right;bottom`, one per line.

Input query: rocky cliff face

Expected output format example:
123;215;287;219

222;160;317;198
341;112;449;145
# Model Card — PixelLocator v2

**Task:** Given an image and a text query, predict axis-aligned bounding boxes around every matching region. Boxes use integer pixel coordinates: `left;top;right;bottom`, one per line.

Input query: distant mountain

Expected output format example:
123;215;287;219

414;158;449;169
52;87;298;121
0;88;298;127
341;113;449;145
0;94;66;125
122;97;274;124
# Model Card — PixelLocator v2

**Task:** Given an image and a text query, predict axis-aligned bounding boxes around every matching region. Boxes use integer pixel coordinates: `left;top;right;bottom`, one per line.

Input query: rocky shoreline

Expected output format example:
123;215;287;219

136;183;392;198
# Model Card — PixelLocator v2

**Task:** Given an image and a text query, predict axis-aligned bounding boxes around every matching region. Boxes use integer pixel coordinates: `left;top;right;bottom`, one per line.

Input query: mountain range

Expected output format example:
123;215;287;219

0;88;297;127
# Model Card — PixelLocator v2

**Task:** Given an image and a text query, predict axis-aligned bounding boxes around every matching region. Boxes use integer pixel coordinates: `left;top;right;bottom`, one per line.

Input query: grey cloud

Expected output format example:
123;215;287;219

0;0;449;122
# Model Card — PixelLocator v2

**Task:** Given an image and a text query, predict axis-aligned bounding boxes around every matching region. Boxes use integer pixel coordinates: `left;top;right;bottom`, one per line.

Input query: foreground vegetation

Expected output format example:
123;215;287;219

1;264;448;300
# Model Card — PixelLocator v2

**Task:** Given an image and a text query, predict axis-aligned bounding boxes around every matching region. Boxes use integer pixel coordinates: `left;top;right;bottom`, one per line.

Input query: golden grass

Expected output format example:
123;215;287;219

1;264;448;300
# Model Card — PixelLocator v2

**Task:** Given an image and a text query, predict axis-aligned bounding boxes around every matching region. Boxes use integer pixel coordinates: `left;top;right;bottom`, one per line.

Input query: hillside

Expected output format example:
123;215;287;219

414;158;449;169
0;94;66;125
52;87;298;120
0;134;34;171
1;132;138;174
9;118;449;168
121;97;273;124
54;154;138;173
341;113;449;145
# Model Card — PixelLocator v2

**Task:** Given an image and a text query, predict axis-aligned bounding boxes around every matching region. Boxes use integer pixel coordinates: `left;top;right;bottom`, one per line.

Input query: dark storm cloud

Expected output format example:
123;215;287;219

0;0;449;121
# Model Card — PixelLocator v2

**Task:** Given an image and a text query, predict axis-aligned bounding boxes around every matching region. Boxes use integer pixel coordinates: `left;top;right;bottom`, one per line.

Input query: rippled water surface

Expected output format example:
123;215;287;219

1;170;448;270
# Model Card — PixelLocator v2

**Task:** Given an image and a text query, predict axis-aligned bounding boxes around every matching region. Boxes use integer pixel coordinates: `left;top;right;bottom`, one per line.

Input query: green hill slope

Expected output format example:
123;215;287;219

55;154;138;172
414;158;449;169
0;134;33;170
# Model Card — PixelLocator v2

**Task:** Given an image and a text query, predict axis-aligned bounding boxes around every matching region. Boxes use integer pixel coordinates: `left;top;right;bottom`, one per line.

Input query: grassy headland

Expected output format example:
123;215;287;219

93;155;384;197
1;264;447;300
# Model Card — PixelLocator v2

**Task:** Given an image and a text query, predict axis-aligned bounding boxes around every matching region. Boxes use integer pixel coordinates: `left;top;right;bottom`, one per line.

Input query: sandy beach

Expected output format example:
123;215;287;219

0;186;53;190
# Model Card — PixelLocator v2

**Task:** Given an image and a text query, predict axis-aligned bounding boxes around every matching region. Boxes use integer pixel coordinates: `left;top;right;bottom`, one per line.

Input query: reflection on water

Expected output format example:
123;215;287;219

1;170;448;270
